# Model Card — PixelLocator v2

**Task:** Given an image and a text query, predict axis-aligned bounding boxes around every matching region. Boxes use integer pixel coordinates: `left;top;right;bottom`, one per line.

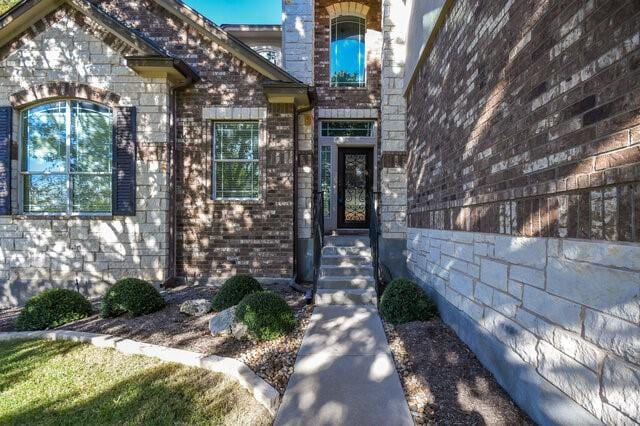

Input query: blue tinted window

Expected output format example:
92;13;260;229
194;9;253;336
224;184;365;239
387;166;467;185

330;16;365;87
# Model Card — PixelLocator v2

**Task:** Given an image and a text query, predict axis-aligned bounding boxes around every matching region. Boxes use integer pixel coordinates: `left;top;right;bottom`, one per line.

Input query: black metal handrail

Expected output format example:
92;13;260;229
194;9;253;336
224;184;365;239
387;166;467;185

309;190;325;303
369;191;381;301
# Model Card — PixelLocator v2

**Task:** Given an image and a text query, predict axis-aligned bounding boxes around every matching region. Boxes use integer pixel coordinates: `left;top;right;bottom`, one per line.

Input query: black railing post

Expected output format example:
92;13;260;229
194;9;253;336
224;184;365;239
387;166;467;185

309;190;325;304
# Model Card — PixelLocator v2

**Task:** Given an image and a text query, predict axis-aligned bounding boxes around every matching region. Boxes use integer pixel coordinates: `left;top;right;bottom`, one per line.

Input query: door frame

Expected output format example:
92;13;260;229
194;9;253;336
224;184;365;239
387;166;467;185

317;119;378;233
337;147;373;229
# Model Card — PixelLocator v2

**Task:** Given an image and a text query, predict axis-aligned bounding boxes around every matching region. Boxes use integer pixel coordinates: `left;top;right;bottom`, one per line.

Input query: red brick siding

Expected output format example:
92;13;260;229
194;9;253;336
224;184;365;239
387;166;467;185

94;0;295;278
314;0;381;108
406;0;640;241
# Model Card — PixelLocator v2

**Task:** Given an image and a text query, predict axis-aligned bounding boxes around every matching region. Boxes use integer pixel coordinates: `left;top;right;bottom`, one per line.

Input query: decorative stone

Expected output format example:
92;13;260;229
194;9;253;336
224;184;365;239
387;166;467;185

209;306;237;336
232;321;250;340
179;299;211;317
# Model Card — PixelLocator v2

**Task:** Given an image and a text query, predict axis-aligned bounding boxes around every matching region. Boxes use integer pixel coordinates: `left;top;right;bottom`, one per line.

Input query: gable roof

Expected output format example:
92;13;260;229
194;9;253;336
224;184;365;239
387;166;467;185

0;0;302;85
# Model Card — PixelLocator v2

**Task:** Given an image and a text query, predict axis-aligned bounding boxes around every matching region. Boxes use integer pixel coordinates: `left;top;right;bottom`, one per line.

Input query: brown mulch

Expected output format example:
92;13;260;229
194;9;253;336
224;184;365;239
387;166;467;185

384;318;534;426
0;284;313;394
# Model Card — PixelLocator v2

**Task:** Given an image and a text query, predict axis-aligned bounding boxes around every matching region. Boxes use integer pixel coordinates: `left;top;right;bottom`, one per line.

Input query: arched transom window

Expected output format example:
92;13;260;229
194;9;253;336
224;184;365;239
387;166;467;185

330;15;366;87
21;100;113;214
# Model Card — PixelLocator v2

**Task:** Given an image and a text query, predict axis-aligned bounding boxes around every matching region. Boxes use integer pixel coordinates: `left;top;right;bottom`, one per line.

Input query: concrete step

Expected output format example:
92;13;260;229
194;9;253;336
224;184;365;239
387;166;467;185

320;265;373;278
322;245;372;257
324;235;370;248
318;276;375;290
315;288;377;305
321;254;372;266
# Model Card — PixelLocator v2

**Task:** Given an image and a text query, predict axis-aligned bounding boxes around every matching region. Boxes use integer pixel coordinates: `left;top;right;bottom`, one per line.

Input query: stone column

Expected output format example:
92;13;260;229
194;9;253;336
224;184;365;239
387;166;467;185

380;0;409;277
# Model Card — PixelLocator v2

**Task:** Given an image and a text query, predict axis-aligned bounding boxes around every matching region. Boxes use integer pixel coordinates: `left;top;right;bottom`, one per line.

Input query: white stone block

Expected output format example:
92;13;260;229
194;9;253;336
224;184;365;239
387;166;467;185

494;236;546;269
602;356;640;421
547;257;640;323
583;310;639;364
480;258;508;291
522;286;582;333
537;340;602;418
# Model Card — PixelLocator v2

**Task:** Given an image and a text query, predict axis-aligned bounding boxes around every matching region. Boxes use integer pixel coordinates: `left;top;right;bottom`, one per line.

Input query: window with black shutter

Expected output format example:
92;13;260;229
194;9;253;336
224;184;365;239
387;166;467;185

112;106;137;216
0;106;11;215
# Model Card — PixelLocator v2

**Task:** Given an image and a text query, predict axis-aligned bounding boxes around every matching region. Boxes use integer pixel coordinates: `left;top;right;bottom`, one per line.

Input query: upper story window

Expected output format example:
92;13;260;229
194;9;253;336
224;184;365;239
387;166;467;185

21;100;113;214
330;16;366;87
258;48;279;66
213;122;260;200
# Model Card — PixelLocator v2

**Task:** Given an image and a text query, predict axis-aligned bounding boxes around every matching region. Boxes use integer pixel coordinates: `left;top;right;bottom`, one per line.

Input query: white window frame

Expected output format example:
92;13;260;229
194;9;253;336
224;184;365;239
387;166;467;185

330;15;367;88
212;121;261;201
18;100;113;216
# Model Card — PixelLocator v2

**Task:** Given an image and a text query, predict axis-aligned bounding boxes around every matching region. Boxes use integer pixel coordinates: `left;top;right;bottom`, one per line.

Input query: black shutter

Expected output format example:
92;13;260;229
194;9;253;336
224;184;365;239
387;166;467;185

0;106;12;215
112;106;137;216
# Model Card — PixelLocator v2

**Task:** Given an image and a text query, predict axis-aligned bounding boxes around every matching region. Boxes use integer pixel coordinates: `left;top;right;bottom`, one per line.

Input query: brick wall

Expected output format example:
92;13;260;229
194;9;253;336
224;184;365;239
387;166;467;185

407;0;640;243
0;6;171;307
405;1;640;423
94;0;297;282
314;0;381;109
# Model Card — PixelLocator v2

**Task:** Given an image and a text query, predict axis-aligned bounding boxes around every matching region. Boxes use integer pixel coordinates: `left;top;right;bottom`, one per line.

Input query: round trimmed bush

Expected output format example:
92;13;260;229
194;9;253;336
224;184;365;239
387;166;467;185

235;291;296;341
379;278;437;325
16;289;92;331
211;275;262;311
100;278;165;318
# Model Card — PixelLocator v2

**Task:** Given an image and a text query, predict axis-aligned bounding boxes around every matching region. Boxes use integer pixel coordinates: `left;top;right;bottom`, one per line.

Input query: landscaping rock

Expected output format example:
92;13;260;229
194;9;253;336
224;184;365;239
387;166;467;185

180;299;211;317
209;306;237;336
232;321;250;340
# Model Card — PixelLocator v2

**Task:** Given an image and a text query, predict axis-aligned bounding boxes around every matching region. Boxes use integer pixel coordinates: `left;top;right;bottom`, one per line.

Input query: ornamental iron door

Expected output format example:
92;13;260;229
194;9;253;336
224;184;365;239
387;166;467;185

337;147;372;228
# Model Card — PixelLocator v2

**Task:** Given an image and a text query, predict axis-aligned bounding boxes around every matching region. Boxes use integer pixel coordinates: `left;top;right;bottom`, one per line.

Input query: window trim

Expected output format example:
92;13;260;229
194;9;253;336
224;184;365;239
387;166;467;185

211;120;261;201
330;15;367;88
18;100;114;216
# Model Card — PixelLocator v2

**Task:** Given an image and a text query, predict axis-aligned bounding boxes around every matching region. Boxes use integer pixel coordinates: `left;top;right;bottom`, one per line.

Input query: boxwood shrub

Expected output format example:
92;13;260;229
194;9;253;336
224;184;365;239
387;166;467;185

100;278;165;318
16;289;92;331
379;278;437;324
211;275;262;311
235;291;296;341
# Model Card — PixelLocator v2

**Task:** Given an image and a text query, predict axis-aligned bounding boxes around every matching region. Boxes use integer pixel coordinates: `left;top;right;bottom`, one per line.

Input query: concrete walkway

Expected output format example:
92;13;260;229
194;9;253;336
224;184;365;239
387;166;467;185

274;305;412;425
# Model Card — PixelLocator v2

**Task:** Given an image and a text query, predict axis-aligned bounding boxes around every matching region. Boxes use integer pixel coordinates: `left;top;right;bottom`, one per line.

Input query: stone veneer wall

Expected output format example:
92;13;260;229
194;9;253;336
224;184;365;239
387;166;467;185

282;0;315;85
380;0;408;242
405;1;640;424
407;229;639;424
0;6;171;307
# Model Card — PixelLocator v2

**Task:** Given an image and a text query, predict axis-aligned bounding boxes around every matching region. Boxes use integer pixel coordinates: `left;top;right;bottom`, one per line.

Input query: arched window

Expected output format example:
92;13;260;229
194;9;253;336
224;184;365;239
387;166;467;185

21;100;113;214
330;16;366;87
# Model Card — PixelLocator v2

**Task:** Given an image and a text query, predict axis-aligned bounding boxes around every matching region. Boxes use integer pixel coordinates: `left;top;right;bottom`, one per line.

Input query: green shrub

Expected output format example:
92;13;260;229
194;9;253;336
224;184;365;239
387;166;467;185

235;291;296;341
211;275;262;311
100;278;165;318
16;289;92;331
379;278;437;324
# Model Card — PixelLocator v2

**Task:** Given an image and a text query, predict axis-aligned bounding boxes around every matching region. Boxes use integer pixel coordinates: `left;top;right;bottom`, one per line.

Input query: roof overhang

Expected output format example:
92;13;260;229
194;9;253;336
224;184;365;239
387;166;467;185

0;0;199;86
262;81;313;110
125;56;200;85
153;0;301;84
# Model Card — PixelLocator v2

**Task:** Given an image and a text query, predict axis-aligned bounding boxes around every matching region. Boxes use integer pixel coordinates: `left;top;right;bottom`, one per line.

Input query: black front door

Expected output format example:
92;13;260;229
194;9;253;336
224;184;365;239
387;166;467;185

337;147;373;228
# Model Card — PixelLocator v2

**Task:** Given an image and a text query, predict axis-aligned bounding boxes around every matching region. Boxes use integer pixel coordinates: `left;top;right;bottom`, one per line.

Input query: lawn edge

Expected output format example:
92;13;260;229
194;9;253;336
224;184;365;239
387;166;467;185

0;330;280;416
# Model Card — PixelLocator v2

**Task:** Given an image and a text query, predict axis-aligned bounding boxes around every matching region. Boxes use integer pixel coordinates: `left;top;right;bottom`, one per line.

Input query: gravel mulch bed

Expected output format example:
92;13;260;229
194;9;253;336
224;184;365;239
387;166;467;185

384;318;534;425
0;284;313;394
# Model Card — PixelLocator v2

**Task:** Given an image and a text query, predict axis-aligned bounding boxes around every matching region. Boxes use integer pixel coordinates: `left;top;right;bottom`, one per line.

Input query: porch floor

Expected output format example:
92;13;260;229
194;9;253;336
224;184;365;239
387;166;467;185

274;305;412;425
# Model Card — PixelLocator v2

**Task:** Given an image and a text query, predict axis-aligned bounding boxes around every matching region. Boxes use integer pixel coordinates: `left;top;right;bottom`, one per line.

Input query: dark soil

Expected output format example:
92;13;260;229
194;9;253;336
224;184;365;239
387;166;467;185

385;318;535;425
0;284;313;394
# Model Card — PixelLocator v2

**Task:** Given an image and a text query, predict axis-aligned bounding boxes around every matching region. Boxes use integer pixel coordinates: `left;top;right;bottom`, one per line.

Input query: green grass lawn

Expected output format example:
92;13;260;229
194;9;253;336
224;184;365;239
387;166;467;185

0;339;271;426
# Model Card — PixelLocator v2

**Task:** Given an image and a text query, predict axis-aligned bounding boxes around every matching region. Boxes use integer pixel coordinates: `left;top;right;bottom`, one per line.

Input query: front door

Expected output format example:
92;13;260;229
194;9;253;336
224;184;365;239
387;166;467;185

337;147;373;228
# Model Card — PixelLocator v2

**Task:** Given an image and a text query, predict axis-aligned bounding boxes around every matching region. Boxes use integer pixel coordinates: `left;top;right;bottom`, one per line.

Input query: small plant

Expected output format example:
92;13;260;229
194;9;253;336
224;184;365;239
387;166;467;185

211;275;262;311
100;278;165;318
235;291;296;341
379;278;437;324
16;289;92;331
